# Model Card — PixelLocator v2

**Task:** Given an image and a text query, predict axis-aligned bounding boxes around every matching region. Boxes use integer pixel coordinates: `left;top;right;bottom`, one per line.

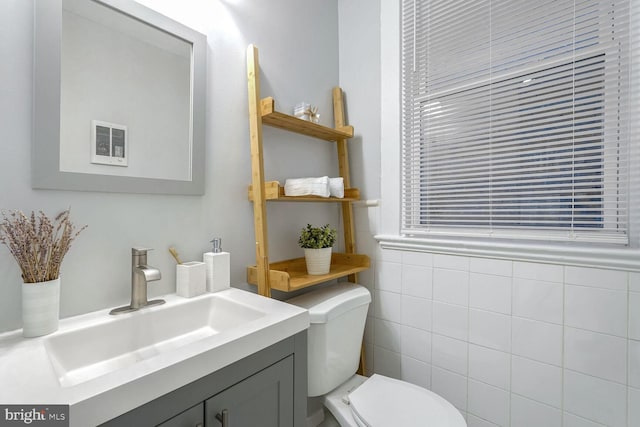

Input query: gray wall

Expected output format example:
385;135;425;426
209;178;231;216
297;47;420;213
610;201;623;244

0;0;340;333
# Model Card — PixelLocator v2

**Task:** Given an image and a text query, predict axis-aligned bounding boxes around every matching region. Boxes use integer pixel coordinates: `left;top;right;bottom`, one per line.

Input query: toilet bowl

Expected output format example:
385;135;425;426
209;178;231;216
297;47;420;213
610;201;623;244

287;283;466;427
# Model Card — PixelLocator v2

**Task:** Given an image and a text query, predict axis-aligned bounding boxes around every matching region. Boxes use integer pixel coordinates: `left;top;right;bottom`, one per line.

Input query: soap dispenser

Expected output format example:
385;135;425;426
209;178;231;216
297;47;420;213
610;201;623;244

203;237;230;292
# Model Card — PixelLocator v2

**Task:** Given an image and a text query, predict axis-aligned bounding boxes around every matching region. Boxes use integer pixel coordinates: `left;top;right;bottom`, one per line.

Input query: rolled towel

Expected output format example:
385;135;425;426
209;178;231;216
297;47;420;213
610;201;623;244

329;177;344;198
284;176;330;197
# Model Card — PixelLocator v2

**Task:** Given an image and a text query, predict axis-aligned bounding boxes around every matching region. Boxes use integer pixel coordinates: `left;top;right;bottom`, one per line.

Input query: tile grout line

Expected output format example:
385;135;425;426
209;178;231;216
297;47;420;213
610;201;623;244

627;271;630;427
561;265;566;427
465;258;470;419
508;260;514;427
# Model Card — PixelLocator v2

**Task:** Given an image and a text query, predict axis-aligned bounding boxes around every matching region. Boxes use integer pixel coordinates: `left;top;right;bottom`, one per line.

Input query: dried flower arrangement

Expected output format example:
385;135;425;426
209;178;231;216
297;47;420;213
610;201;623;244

0;209;87;283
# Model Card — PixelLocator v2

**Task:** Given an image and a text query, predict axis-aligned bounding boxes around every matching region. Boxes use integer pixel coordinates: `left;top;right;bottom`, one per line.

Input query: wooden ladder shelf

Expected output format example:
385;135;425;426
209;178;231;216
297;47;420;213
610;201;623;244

245;44;370;297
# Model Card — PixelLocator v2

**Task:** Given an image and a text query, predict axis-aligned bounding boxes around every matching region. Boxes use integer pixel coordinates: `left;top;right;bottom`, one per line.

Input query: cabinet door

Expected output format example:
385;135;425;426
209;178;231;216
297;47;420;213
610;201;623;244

205;356;294;427
157;403;204;427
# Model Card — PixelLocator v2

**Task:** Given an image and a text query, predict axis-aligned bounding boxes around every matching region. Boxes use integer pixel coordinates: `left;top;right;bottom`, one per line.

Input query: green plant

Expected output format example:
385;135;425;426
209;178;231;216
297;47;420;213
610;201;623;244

298;224;337;249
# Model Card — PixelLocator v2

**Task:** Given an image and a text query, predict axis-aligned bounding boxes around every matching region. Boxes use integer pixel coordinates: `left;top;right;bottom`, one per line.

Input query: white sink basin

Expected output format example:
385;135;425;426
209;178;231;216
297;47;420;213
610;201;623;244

0;287;308;427
45;292;266;387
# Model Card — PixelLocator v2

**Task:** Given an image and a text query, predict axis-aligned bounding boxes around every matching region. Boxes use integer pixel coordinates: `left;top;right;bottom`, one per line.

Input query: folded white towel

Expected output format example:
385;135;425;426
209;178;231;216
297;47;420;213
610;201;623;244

329;177;344;198
284;176;330;197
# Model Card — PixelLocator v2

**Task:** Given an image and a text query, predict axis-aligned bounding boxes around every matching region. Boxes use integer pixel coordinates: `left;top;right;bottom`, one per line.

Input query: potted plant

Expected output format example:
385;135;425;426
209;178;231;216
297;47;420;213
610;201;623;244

298;224;336;275
0;209;86;337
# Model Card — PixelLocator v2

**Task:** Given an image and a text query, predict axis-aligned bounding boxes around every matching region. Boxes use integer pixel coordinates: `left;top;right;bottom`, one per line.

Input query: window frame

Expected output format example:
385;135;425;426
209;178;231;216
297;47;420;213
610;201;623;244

398;0;633;246
377;0;640;268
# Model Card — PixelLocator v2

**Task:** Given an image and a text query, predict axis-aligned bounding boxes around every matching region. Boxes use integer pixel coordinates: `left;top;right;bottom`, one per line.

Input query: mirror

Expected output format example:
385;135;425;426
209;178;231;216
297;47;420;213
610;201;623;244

33;0;206;195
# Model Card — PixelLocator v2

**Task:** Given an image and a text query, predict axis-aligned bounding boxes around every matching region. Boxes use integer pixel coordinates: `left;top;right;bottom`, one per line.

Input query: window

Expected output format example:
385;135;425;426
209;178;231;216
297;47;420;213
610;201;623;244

401;0;632;244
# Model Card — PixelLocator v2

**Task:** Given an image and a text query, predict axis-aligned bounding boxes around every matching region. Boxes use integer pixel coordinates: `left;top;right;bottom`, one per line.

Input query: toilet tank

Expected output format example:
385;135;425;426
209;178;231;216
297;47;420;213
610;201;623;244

287;283;371;397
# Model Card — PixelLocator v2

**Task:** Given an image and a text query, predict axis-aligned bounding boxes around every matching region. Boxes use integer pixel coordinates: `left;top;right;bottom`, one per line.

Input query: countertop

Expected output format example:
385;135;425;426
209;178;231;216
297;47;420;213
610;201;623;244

0;288;309;426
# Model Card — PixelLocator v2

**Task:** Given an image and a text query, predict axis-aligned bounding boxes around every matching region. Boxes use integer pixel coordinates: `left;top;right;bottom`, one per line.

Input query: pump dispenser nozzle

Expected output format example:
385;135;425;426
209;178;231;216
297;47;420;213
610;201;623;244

210;237;222;253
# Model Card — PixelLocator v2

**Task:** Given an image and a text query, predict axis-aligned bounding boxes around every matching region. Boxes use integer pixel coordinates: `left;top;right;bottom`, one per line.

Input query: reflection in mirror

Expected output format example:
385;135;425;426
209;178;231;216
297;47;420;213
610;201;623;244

33;0;206;194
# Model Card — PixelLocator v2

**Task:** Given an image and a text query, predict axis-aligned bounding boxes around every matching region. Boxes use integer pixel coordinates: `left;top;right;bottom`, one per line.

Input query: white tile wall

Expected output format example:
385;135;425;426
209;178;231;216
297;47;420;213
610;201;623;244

630;272;640;292
374;289;401;322
629;291;640;340
469;309;511;352
468;379;510;426
511;316;562;366
401;263;433;299
401;325;431;363
432;334;468;375
369;247;635;426
434;254;469;270
563;370;627;427
564;327;627;384
629;340;640;388
433;301;468;341
564;266;628;290
374;318;401;351
469;258;512;277
563;413;607;427
400;355;430;389
401;294;431;330
467;414;500;427
373;345;401;378
469;273;511;314
431;366;468;411
434;268;469;306
511;355;563;408
513;261;563;282
511;394;562;427
629;386;640;427
512;278;563;324
468;344;510;390
402;250;433;266
375;260;402;292
564;284;627;337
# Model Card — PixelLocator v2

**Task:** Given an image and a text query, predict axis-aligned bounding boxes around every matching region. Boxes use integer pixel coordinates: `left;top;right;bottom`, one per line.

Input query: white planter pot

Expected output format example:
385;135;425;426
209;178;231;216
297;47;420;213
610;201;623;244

304;247;332;275
22;277;60;338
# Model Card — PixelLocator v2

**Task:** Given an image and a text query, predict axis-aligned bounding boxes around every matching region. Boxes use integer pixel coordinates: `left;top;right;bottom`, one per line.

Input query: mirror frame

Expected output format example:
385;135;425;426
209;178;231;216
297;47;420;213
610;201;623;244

33;0;206;195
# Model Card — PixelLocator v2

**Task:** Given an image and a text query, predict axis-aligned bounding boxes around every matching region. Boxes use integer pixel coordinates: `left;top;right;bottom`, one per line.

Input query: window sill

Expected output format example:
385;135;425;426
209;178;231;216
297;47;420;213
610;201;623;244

374;234;640;272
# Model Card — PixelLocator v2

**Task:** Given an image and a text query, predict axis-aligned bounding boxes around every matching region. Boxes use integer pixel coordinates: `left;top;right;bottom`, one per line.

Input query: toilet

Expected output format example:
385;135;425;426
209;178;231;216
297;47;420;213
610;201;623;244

287;282;466;427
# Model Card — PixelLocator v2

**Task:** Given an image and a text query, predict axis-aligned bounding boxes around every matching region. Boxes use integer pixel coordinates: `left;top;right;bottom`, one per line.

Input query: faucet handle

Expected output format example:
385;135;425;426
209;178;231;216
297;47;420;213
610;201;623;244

132;247;153;255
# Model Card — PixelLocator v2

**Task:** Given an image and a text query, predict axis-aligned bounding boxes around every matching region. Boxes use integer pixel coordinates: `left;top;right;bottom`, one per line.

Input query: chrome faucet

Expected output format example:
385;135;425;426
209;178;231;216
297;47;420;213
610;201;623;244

110;248;165;315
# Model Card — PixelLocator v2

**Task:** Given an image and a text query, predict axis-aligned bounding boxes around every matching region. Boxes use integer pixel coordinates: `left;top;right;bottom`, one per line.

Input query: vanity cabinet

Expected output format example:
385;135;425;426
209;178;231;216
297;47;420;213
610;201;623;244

204;356;293;427
100;331;306;427
157;403;204;427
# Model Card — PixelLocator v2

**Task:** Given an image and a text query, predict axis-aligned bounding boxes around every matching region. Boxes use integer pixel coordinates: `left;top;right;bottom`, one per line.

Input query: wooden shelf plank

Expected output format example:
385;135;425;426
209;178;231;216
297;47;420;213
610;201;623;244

246;253;370;292
248;181;360;202
260;98;354;141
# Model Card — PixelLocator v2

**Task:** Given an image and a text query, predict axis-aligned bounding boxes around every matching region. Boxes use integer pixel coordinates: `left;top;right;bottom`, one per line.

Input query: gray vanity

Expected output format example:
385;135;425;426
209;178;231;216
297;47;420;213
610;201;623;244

102;332;307;427
0;290;309;426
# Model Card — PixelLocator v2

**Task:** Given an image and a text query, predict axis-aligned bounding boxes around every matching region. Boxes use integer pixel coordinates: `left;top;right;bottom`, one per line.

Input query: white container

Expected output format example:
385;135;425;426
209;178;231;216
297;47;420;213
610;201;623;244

286;283;371;396
304;247;332;275
22;277;60;338
204;252;230;292
176;261;206;298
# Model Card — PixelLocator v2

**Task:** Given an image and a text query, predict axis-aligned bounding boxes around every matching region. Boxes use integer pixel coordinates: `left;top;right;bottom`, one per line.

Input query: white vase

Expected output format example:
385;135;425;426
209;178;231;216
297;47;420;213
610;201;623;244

22;277;60;338
304;247;332;275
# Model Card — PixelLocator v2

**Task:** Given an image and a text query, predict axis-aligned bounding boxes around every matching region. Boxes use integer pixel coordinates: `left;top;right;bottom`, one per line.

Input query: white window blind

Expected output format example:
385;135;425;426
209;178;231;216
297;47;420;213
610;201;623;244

401;0;632;244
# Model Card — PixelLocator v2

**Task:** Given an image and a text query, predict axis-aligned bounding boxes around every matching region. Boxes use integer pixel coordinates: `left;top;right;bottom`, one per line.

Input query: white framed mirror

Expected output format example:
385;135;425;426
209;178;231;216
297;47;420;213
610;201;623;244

33;0;206;195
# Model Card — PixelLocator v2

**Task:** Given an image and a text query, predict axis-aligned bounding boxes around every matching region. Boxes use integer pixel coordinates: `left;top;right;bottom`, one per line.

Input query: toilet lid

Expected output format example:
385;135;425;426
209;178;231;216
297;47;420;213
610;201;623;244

348;375;466;427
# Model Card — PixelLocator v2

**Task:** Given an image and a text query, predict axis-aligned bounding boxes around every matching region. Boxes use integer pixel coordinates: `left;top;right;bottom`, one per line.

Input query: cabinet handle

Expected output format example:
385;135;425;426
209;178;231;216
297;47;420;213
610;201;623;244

215;409;228;426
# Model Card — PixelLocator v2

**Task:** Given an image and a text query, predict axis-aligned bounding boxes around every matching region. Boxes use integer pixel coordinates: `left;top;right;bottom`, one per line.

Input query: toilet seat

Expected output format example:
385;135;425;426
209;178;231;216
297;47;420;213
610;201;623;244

347;374;466;427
